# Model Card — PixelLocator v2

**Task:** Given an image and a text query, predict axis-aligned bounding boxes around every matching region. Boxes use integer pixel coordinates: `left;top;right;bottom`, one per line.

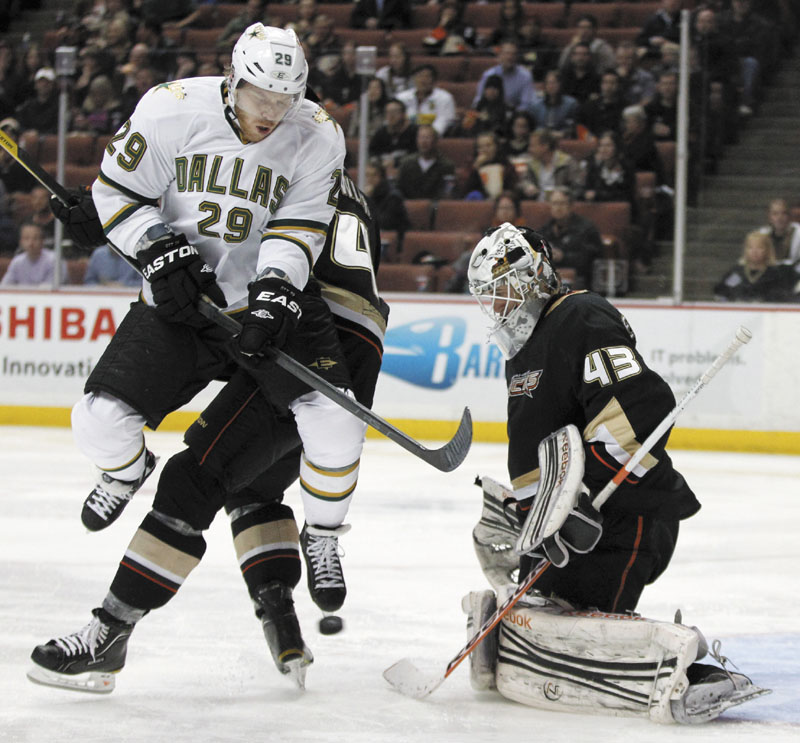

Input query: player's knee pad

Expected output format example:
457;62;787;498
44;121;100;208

229;500;301;596
494;600;701;723
153;449;225;531
291;389;366;466
71;391;147;472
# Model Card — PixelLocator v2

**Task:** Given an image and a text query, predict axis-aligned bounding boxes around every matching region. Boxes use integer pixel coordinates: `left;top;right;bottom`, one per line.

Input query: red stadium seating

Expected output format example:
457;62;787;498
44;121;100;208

405;199;434;231
434;200;495;233
377;263;437;292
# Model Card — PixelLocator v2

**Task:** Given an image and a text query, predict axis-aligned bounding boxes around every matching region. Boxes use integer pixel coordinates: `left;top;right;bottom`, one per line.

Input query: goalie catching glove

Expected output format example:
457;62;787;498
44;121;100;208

238;274;303;355
138;232;227;324
49;187;107;252
536;491;603;568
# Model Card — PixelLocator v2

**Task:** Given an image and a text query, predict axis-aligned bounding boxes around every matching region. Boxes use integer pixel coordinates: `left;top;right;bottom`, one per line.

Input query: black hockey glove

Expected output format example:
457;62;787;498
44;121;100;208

138;233;227;324
539;493;603;569
49;186;107;252
238;276;303;355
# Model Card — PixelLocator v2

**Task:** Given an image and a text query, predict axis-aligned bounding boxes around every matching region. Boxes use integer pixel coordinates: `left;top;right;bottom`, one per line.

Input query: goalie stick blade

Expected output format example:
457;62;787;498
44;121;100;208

383;659;444;699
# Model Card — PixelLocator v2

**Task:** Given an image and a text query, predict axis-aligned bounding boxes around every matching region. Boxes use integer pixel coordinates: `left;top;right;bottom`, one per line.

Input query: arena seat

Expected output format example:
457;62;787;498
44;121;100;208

559;139;596;162
63;164;100;188
439;81;478;112
410;4;439;29
520;201;550;228
616;2;661;28
544;27;639;48
411;56;468;84
434;200;494;233
184;28;220;52
335;29;387;52
66;134;99;167
19;131;39;160
387;29;435;55
438;138;476;168
0;256;11;282
521;3;570;28
401;230;481;264
465;57;499;82
656;141;676;185
377;263;437;292
567;3;624;28
405;199;434;231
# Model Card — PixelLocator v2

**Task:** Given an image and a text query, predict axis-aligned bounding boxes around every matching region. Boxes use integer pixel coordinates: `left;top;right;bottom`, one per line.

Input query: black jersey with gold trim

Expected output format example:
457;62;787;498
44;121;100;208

313;173;389;408
506;291;699;519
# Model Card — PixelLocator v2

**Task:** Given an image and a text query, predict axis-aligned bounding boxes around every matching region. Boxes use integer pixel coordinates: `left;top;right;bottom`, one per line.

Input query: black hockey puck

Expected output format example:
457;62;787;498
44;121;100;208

319;615;343;635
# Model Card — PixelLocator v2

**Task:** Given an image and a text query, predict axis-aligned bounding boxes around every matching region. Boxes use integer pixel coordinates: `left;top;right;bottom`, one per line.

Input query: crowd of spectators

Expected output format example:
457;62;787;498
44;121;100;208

0;0;797;300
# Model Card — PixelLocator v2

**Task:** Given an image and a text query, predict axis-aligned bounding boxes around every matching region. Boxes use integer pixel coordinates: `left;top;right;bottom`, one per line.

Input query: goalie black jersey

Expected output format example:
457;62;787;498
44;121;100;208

313;173;389;408
506;291;699;519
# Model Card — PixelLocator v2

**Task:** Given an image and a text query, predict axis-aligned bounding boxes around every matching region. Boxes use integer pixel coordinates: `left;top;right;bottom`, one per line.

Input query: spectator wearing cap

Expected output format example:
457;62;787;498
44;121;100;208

396;64;456;137
472;40;538;112
15;68;59;134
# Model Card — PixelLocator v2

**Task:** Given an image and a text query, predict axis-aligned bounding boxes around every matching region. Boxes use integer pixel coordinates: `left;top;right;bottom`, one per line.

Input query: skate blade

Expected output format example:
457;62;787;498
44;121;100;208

277;648;313;689
27;664;117;694
280;655;313;690
679;684;772;723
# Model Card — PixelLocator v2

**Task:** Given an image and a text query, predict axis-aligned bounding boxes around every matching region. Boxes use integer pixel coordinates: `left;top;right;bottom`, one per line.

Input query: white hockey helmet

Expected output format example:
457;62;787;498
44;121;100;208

468;223;561;358
227;23;308;119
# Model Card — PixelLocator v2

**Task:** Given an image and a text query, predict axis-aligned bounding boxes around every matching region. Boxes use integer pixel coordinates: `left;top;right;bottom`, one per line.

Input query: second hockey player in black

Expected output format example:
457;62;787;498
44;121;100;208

468;222;700;613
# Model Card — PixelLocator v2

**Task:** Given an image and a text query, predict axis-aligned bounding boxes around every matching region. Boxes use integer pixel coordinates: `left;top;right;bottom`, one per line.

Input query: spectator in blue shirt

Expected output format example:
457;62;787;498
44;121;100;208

83;244;141;287
472;40;539;111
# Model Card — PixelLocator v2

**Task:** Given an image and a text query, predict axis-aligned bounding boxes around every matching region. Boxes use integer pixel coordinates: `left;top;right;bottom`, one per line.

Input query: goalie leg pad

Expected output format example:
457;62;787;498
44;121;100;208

462;590;499;691
495;603;700;723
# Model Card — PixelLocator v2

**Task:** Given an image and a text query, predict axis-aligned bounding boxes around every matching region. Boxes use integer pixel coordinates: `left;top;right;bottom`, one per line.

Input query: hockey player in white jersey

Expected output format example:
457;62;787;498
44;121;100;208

69;25;366;555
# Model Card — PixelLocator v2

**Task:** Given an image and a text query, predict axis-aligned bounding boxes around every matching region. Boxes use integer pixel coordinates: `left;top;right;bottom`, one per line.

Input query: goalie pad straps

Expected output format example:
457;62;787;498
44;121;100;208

515;424;586;555
495;603;701;724
540;493;603;568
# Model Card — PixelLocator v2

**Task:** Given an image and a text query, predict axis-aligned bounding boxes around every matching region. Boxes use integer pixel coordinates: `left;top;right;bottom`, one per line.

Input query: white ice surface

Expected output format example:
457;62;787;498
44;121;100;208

0;427;798;742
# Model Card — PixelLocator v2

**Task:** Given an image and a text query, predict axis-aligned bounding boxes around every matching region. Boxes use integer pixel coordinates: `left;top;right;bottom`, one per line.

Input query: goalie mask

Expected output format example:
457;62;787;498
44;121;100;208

468;223;561;359
228;24;308;124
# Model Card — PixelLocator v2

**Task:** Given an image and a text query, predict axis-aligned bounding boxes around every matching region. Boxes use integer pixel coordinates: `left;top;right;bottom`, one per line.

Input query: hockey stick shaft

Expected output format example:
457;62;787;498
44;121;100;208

1;127;473;472
384;325;752;697
196;297;473;472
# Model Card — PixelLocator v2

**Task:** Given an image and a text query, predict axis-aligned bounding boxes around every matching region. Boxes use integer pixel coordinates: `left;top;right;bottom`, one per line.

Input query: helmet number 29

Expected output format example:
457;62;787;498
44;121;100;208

275;52;292;65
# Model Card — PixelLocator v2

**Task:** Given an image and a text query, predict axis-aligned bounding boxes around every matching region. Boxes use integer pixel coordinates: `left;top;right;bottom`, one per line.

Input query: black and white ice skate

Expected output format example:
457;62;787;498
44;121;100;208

81;449;157;531
300;523;350;613
254;581;313;689
671;640;771;723
27;608;134;693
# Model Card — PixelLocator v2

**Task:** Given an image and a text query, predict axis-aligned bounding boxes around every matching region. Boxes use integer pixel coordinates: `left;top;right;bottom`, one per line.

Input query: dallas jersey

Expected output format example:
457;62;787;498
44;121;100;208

92;77;346;310
506;291;699;519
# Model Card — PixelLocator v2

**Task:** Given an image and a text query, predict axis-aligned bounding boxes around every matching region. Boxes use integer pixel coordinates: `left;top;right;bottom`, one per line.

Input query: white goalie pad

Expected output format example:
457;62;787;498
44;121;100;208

472;477;519;598
495;602;700;724
515;425;585;555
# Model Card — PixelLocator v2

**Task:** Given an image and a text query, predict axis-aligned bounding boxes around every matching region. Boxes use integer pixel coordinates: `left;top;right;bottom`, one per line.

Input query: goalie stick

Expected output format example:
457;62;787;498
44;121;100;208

0;128;473;473
384;326;753;699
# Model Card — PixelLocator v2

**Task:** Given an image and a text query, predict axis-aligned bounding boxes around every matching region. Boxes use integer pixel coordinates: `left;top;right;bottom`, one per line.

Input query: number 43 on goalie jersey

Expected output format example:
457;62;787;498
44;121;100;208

506;291;698;518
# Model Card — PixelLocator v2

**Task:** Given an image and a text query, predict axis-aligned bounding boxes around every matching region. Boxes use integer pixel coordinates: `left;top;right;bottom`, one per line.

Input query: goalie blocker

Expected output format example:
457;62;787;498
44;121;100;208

464;590;770;724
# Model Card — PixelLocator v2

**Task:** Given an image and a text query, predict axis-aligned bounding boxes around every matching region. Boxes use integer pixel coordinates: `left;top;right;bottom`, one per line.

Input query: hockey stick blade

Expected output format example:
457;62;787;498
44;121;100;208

197;297;473;472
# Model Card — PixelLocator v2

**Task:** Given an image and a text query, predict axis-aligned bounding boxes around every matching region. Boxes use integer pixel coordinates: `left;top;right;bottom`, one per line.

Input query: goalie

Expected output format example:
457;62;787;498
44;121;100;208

464;224;768;723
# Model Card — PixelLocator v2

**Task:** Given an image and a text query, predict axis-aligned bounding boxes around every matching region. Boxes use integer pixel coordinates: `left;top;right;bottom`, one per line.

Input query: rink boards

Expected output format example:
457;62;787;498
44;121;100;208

0;289;798;454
